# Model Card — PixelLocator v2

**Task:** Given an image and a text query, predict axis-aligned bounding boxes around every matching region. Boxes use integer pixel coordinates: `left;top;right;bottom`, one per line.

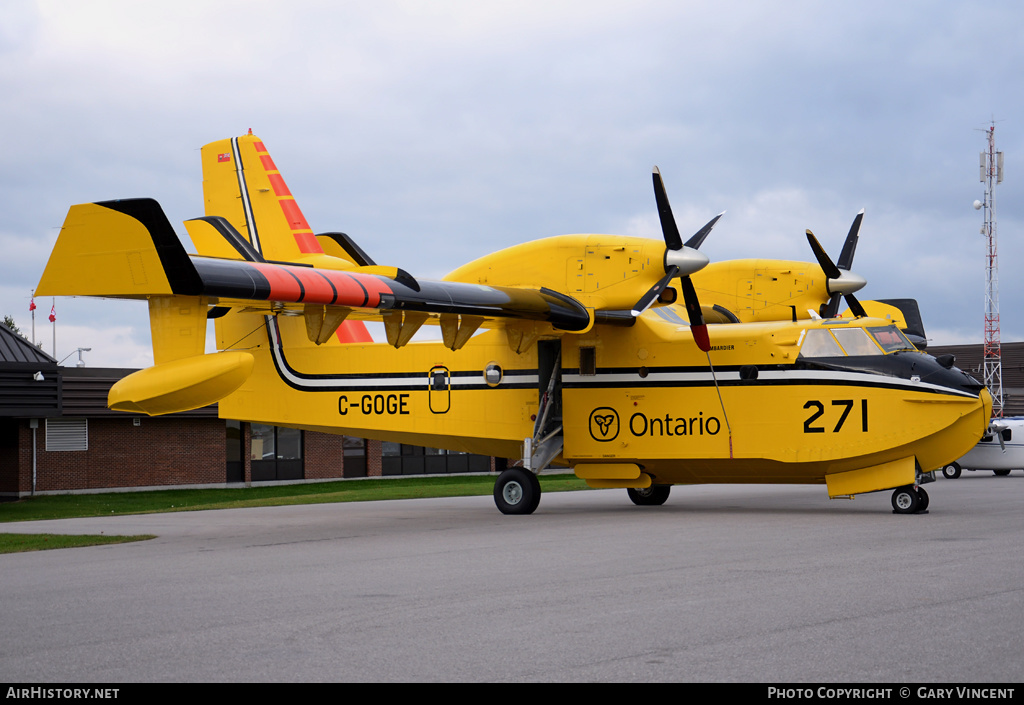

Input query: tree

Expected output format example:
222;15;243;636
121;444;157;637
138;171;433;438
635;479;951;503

2;314;20;335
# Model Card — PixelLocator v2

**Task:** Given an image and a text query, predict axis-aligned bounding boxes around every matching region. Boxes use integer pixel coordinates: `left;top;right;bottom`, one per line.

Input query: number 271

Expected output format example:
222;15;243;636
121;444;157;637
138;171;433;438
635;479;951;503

803;399;868;433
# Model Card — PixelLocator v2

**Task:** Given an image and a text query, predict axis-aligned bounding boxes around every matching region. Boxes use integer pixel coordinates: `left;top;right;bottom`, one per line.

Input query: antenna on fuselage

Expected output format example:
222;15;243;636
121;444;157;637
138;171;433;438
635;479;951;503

704;351;733;459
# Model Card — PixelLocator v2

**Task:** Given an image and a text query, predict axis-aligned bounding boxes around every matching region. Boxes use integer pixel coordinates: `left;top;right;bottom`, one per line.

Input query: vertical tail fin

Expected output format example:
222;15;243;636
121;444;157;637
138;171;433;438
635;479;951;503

199;132;373;345
200;131;357;267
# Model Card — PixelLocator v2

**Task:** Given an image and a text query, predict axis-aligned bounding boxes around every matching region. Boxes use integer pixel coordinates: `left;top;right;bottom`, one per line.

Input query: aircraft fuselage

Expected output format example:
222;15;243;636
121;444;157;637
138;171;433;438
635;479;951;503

220;310;991;497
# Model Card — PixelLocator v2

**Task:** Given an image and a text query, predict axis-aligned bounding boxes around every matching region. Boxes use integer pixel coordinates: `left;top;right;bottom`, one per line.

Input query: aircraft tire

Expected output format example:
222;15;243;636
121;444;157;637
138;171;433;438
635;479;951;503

494;468;540;515
942;462;962;479
916;487;929;512
891;486;920;514
627;485;671;506
993;469;1012;476
526;471;542;514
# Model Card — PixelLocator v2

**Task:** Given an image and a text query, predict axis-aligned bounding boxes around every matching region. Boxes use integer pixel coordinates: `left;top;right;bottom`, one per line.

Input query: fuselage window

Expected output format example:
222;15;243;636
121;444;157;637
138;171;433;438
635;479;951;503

431;369;447;391
832;328;883;356
798;329;845;358
484;363;502;387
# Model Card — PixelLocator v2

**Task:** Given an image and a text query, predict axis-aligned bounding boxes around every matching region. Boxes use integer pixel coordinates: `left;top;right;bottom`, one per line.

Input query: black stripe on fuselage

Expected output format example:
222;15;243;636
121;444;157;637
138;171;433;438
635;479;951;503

562;373;976;398
561;353;983;399
263;317;539;393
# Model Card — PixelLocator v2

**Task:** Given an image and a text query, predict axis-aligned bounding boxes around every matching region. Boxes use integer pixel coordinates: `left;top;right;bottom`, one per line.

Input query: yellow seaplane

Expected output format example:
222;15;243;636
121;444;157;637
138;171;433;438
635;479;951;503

36;132;991;515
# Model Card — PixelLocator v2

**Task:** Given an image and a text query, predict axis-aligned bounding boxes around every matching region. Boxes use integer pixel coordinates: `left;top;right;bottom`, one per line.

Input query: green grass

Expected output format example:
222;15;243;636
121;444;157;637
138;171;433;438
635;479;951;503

0;473;590;523
0;533;156;553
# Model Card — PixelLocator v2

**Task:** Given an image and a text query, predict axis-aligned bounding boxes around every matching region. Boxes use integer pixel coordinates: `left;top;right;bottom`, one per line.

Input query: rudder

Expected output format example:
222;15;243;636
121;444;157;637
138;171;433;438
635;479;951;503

200;132;359;267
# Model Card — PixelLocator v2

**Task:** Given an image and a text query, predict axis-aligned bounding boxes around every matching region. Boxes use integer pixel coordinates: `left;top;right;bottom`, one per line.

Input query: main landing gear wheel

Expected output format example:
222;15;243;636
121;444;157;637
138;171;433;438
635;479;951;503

892;485;927;514
494;468;541;515
993;469;1012;476
942;462;961;479
627;485;671;506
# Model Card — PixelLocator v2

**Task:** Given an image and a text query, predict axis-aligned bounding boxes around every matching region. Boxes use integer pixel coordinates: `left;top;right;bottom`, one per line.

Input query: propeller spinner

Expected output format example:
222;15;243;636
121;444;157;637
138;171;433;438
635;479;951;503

631;167;720;352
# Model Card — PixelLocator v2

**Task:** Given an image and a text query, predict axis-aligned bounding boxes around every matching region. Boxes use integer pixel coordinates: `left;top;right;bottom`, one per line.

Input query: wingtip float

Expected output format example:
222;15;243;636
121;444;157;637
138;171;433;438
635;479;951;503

37;132;991;515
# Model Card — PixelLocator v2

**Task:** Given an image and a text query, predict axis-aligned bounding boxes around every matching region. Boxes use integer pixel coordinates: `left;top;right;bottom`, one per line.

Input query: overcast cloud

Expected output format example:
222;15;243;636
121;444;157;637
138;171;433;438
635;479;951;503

2;0;1022;367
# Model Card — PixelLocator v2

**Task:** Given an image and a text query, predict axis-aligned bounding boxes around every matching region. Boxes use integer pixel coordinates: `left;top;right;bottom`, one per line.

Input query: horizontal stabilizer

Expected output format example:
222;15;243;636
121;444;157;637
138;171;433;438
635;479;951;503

185;216;264;262
37;199;202;298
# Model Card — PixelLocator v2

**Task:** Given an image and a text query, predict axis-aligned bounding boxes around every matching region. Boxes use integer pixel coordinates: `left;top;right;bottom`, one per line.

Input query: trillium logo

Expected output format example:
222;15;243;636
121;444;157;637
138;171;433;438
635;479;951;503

589;407;620;442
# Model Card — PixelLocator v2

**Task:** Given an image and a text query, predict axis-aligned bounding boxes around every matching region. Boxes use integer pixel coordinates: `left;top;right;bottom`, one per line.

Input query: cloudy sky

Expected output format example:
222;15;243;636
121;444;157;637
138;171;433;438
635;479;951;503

2;0;1022;367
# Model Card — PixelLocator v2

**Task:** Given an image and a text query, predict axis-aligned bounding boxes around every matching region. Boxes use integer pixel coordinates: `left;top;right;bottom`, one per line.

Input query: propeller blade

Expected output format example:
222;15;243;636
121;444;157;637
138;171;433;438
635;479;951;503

680;276;710;352
807;228;866;319
836;209;863;271
805;229;842;279
632;265;679;316
823;293;843;319
844;292;867;319
684;212;725;250
985;423;1008;452
648;166;713;350
652;167;683;251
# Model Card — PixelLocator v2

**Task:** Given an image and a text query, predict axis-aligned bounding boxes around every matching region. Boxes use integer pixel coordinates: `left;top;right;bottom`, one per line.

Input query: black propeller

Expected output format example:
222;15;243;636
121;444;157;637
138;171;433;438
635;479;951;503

836;209;863;271
631;167;719;352
805;209;867;319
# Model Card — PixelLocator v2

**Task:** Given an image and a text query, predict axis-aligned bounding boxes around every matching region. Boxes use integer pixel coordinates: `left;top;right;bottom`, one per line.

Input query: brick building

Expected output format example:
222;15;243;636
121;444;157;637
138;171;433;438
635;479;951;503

928;342;1024;417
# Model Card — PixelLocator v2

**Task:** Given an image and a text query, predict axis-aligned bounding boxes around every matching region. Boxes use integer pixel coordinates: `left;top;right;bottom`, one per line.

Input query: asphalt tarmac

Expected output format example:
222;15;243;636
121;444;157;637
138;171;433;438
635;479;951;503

2;474;1023;683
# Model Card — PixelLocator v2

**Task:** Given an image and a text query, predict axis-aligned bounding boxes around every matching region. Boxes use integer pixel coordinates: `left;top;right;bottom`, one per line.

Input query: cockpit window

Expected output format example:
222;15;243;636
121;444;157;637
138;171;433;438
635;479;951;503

799;329;845;358
867;325;916;353
832;328;883;356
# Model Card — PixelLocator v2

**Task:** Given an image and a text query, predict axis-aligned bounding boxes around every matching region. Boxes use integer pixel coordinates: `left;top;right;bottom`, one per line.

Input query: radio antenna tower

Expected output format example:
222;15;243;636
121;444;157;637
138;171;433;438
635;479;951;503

977;122;1004;417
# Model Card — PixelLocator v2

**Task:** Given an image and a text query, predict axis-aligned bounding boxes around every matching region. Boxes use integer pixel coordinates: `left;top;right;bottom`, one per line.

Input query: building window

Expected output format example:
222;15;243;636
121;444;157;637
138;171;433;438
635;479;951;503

343;436;367;478
250;423;304;481
45;418;88;451
277;426;301;461
382;443;489;475
226;420;243;483
250;423;275;461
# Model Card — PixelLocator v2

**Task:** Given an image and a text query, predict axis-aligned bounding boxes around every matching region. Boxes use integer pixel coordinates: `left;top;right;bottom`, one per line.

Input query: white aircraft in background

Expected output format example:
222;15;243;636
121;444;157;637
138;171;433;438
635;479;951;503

942;417;1024;478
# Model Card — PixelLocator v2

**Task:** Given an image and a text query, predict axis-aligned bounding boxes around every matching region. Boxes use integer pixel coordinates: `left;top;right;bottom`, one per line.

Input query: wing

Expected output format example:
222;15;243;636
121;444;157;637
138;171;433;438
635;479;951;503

36;198;592;338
